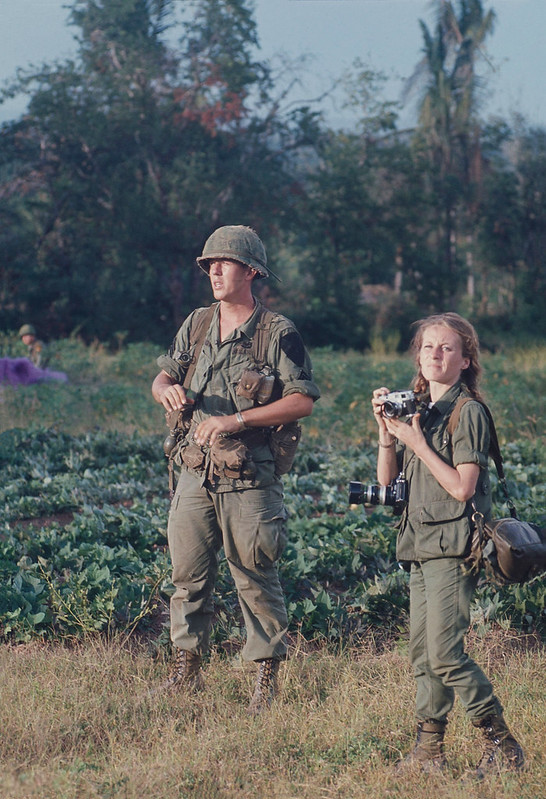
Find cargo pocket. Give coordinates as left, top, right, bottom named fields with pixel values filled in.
left=412, top=498, right=470, bottom=558
left=254, top=511, right=288, bottom=568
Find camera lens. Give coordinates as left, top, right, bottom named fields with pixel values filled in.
left=348, top=481, right=365, bottom=505
left=364, top=485, right=380, bottom=505
left=381, top=485, right=395, bottom=505
left=381, top=401, right=399, bottom=418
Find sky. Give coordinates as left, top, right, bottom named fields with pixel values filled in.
left=0, top=0, right=544, bottom=129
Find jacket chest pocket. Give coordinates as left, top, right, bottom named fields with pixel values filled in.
left=427, top=426, right=452, bottom=465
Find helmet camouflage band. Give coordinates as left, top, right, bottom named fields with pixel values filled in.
left=19, top=324, right=36, bottom=337
left=196, top=225, right=281, bottom=282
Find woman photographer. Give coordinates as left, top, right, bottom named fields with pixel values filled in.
left=372, top=312, right=524, bottom=776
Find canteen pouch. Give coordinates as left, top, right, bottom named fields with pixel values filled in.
left=269, top=421, right=301, bottom=476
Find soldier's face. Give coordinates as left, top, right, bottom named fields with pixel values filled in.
left=208, top=259, right=254, bottom=301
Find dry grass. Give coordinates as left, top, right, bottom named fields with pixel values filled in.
left=1, top=630, right=544, bottom=799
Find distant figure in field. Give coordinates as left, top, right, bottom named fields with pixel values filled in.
left=0, top=324, right=66, bottom=386
left=19, top=324, right=48, bottom=368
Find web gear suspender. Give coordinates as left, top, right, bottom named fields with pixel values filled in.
left=164, top=302, right=276, bottom=497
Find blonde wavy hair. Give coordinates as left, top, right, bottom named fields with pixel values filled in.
left=410, top=312, right=483, bottom=400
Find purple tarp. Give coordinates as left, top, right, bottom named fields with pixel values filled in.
left=0, top=358, right=68, bottom=386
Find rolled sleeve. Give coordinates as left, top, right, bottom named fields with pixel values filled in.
left=452, top=401, right=490, bottom=469
left=156, top=353, right=185, bottom=382
left=155, top=310, right=201, bottom=384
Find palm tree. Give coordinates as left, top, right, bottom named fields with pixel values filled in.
left=407, top=0, right=496, bottom=305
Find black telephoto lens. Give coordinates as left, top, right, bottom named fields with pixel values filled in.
left=348, top=481, right=364, bottom=505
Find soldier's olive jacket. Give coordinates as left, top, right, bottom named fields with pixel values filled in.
left=395, top=381, right=492, bottom=563
left=28, top=339, right=46, bottom=368
left=157, top=300, right=320, bottom=491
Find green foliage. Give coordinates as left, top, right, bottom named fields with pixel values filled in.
left=0, top=336, right=161, bottom=435
left=282, top=118, right=429, bottom=350
left=0, top=344, right=544, bottom=644
left=1, top=1, right=545, bottom=346
left=1, top=427, right=544, bottom=644
left=0, top=0, right=311, bottom=343
left=0, top=427, right=172, bottom=641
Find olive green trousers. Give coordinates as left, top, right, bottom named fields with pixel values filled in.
left=167, top=469, right=289, bottom=662
left=409, top=558, right=502, bottom=724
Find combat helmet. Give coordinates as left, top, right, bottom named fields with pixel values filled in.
left=196, top=225, right=280, bottom=281
left=19, top=324, right=36, bottom=337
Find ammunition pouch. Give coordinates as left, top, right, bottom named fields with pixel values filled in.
left=236, top=368, right=275, bottom=405
left=180, top=441, right=206, bottom=471
left=163, top=404, right=300, bottom=491
left=164, top=406, right=193, bottom=443
left=210, top=436, right=256, bottom=481
left=269, top=421, right=301, bottom=476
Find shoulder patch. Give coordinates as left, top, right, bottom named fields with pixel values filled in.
left=280, top=330, right=306, bottom=367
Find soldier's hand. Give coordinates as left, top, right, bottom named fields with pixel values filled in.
left=159, top=383, right=194, bottom=413
left=193, top=415, right=241, bottom=448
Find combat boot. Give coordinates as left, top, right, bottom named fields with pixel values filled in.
left=159, top=649, right=204, bottom=694
left=395, top=719, right=447, bottom=773
left=473, top=714, right=524, bottom=779
left=247, top=658, right=280, bottom=716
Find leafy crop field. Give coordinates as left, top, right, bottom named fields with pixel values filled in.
left=0, top=337, right=545, bottom=798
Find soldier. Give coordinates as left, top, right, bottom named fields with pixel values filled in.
left=18, top=324, right=47, bottom=368
left=151, top=225, right=320, bottom=712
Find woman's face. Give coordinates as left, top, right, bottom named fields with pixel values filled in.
left=419, top=324, right=470, bottom=389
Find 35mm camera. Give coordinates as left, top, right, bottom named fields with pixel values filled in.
left=379, top=390, right=417, bottom=419
left=348, top=472, right=408, bottom=515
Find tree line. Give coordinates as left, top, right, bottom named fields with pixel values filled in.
left=0, top=0, right=544, bottom=349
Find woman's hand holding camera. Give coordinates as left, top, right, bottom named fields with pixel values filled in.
left=384, top=413, right=425, bottom=456
left=372, top=386, right=425, bottom=456
left=372, top=386, right=399, bottom=485
left=372, top=387, right=395, bottom=446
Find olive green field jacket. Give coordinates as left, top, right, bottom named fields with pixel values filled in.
left=395, top=381, right=492, bottom=563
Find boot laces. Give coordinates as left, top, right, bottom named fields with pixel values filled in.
left=477, top=717, right=524, bottom=771
left=167, top=649, right=202, bottom=687
left=257, top=658, right=277, bottom=690
left=247, top=658, right=279, bottom=715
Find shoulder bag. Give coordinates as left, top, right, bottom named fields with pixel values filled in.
left=449, top=397, right=546, bottom=585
